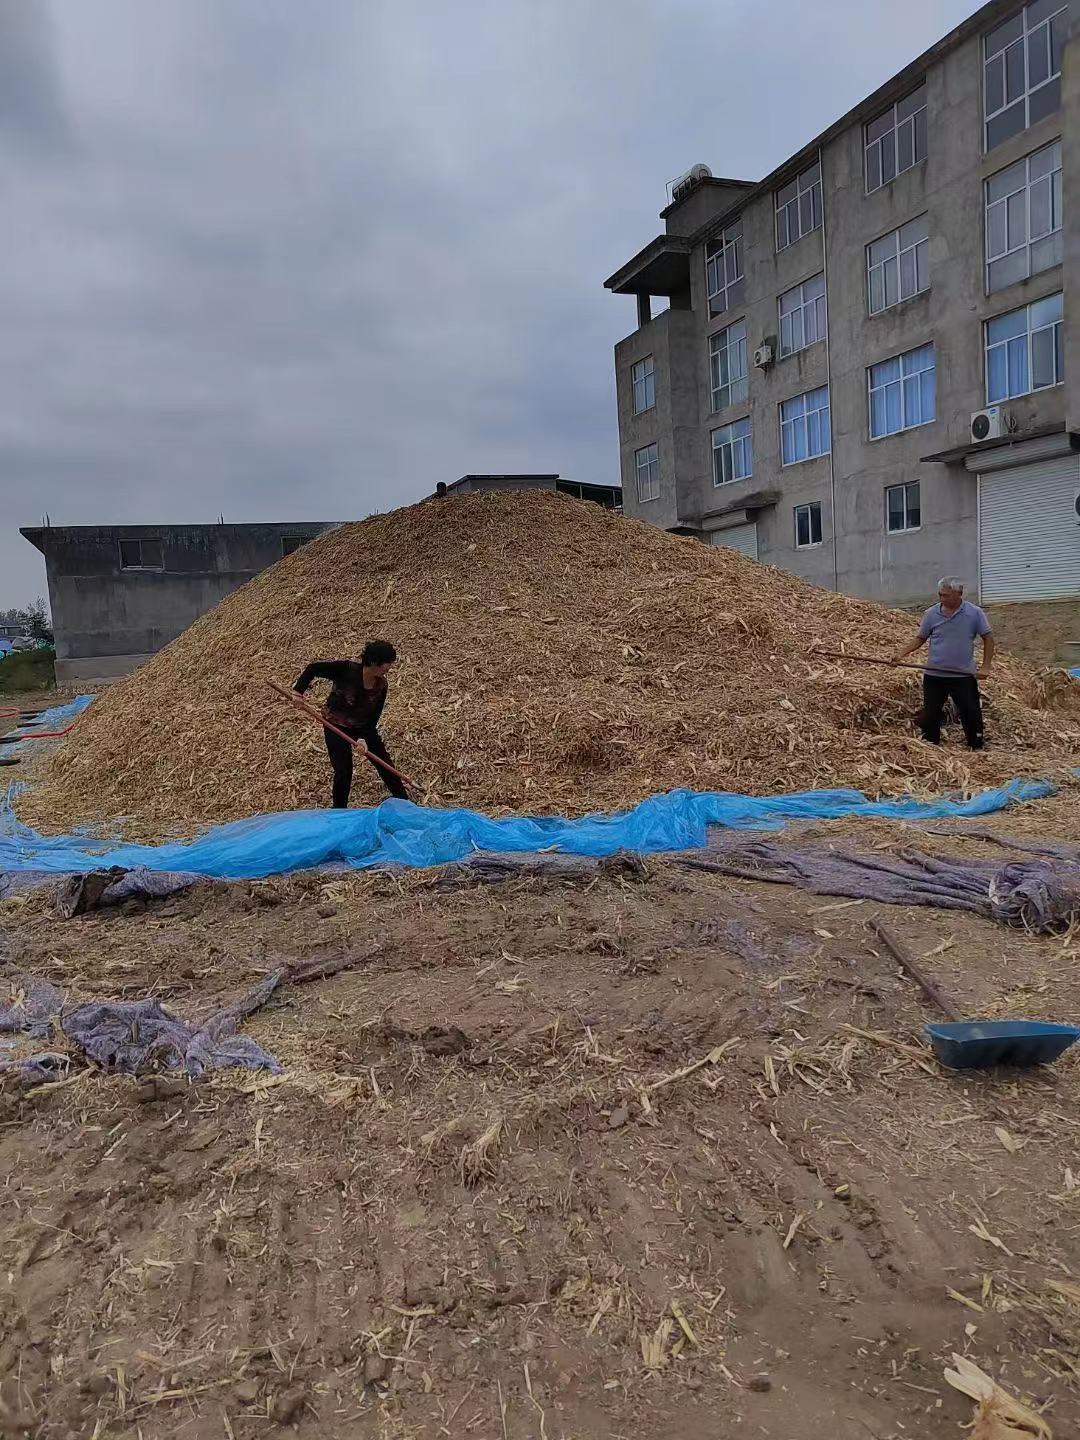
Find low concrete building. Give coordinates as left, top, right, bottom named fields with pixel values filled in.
left=433, top=473, right=622, bottom=507
left=22, top=522, right=333, bottom=683
left=605, top=0, right=1079, bottom=624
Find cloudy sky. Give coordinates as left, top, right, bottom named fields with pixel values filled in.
left=1, top=0, right=976, bottom=605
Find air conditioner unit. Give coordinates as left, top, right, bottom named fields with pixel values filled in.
left=970, top=406, right=1004, bottom=442
left=753, top=342, right=774, bottom=369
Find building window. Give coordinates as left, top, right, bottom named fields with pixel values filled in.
left=985, top=139, right=1063, bottom=292
left=780, top=385, right=831, bottom=465
left=868, top=343, right=936, bottom=439
left=794, top=502, right=823, bottom=549
left=709, top=321, right=748, bottom=412
left=631, top=355, right=655, bottom=415
left=867, top=215, right=929, bottom=315
left=706, top=219, right=744, bottom=318
left=865, top=84, right=928, bottom=192
left=778, top=273, right=826, bottom=358
left=281, top=535, right=305, bottom=557
left=711, top=418, right=752, bottom=486
left=885, top=481, right=921, bottom=533
left=984, top=1, right=1067, bottom=150
left=119, top=537, right=164, bottom=570
left=985, top=291, right=1063, bottom=402
left=634, top=442, right=660, bottom=502
left=775, top=161, right=822, bottom=251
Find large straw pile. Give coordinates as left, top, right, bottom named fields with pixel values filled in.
left=22, top=491, right=1080, bottom=838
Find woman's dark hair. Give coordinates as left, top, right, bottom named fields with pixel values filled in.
left=362, top=639, right=397, bottom=666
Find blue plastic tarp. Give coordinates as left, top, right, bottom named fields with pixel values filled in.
left=0, top=778, right=1055, bottom=880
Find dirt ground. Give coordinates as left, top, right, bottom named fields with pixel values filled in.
left=2, top=793, right=1079, bottom=1439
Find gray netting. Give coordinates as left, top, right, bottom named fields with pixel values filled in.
left=0, top=974, right=282, bottom=1088
left=0, top=975, right=64, bottom=1038
left=678, top=844, right=1080, bottom=935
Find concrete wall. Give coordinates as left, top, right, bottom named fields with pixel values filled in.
left=24, top=523, right=333, bottom=683
left=613, top=0, right=1078, bottom=610
left=662, top=180, right=755, bottom=238
left=615, top=309, right=702, bottom=532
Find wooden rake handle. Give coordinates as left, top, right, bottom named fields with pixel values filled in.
left=266, top=679, right=416, bottom=792
left=812, top=649, right=986, bottom=679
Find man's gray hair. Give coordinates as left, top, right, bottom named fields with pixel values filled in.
left=937, top=576, right=965, bottom=592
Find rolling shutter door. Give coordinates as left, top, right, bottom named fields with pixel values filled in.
left=709, top=522, right=758, bottom=560
left=978, top=455, right=1080, bottom=601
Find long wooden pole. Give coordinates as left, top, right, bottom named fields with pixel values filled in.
left=812, top=649, right=985, bottom=678
left=266, top=679, right=416, bottom=791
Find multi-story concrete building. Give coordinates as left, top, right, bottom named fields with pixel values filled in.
left=606, top=0, right=1078, bottom=613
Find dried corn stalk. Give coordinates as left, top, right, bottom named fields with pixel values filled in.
left=19, top=490, right=1080, bottom=840
left=944, top=1354, right=1052, bottom=1440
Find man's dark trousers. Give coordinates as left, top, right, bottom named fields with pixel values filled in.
left=921, top=674, right=984, bottom=749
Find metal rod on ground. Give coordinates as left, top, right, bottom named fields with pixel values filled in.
left=869, top=919, right=961, bottom=1021
left=812, top=648, right=985, bottom=678
left=266, top=679, right=417, bottom=792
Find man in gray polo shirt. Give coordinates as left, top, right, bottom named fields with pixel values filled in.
left=891, top=577, right=995, bottom=750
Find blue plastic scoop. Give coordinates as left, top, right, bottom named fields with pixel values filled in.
left=870, top=921, right=1079, bottom=1071
left=925, top=1019, right=1080, bottom=1070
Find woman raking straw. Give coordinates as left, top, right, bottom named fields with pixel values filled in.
left=291, top=640, right=408, bottom=806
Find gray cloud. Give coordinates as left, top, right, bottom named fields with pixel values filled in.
left=0, top=1, right=70, bottom=153
left=2, top=0, right=975, bottom=604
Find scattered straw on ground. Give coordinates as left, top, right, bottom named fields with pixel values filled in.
left=21, top=490, right=1080, bottom=839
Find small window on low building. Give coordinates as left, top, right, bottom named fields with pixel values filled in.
left=119, top=537, right=164, bottom=570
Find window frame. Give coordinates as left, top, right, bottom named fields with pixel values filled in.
left=793, top=502, right=824, bottom=550
left=119, top=537, right=164, bottom=571
left=984, top=139, right=1063, bottom=292
left=867, top=342, right=937, bottom=440
left=864, top=83, right=928, bottom=193
left=778, top=272, right=827, bottom=358
left=709, top=320, right=748, bottom=412
left=631, top=355, right=656, bottom=415
left=984, top=291, right=1064, bottom=403
left=711, top=417, right=753, bottom=487
left=780, top=385, right=831, bottom=467
left=775, top=160, right=823, bottom=252
left=983, top=1, right=1067, bottom=150
left=866, top=214, right=930, bottom=316
left=884, top=481, right=922, bottom=534
left=705, top=219, right=744, bottom=319
left=634, top=442, right=660, bottom=503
